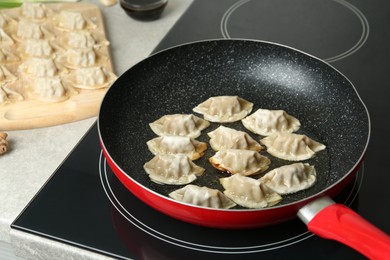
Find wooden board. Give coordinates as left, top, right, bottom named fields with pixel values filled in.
left=0, top=3, right=116, bottom=130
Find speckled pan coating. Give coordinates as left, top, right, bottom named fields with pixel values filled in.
left=98, top=40, right=369, bottom=212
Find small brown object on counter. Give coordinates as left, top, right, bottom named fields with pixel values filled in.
left=0, top=132, right=9, bottom=155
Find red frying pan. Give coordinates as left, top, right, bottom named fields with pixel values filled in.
left=98, top=39, right=390, bottom=259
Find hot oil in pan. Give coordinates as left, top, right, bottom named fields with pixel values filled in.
left=146, top=110, right=331, bottom=209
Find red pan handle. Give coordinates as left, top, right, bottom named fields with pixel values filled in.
left=298, top=196, right=390, bottom=259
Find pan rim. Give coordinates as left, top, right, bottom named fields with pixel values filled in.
left=97, top=38, right=371, bottom=212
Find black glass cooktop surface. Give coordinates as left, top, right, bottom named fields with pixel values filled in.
left=12, top=0, right=390, bottom=259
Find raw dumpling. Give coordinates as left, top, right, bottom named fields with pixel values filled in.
left=54, top=11, right=86, bottom=31
left=0, top=87, right=6, bottom=103
left=0, top=13, right=8, bottom=28
left=209, top=149, right=270, bottom=176
left=20, top=3, right=47, bottom=21
left=169, top=184, right=236, bottom=209
left=68, top=66, right=116, bottom=89
left=0, top=65, right=16, bottom=83
left=149, top=114, right=210, bottom=138
left=30, top=77, right=67, bottom=102
left=23, top=39, right=53, bottom=58
left=0, top=85, right=23, bottom=104
left=193, top=96, right=253, bottom=123
left=260, top=132, right=326, bottom=161
left=18, top=58, right=58, bottom=78
left=56, top=48, right=96, bottom=68
left=207, top=126, right=262, bottom=151
left=16, top=20, right=43, bottom=40
left=0, top=13, right=14, bottom=28
left=0, top=49, right=18, bottom=63
left=62, top=31, right=95, bottom=49
left=219, top=174, right=282, bottom=208
left=0, top=29, right=14, bottom=46
left=260, top=163, right=316, bottom=194
left=242, top=109, right=300, bottom=136
left=144, top=154, right=205, bottom=185
left=146, top=136, right=207, bottom=160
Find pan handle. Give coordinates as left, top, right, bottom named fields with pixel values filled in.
left=298, top=196, right=390, bottom=259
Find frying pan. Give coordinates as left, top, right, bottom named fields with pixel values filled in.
left=98, top=39, right=390, bottom=258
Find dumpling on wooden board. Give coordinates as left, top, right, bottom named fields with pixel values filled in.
left=0, top=28, right=14, bottom=46
left=0, top=87, right=7, bottom=103
left=149, top=114, right=210, bottom=138
left=146, top=136, right=207, bottom=160
left=0, top=13, right=9, bottom=28
left=20, top=3, right=49, bottom=21
left=0, top=12, right=17, bottom=29
left=219, top=174, right=282, bottom=208
left=56, top=48, right=98, bottom=69
left=0, top=65, right=16, bottom=83
left=209, top=149, right=270, bottom=176
left=21, top=39, right=53, bottom=58
left=66, top=66, right=117, bottom=90
left=242, top=109, right=300, bottom=136
left=0, top=14, right=6, bottom=28
left=15, top=20, right=45, bottom=40
left=0, top=86, right=24, bottom=104
left=144, top=154, right=205, bottom=185
left=29, top=76, right=68, bottom=102
left=60, top=30, right=96, bottom=49
left=260, top=132, right=326, bottom=161
left=193, top=95, right=253, bottom=123
left=169, top=184, right=236, bottom=209
left=54, top=11, right=86, bottom=31
left=207, top=125, right=262, bottom=151
left=259, top=163, right=316, bottom=195
left=0, top=48, right=19, bottom=63
left=18, top=57, right=58, bottom=78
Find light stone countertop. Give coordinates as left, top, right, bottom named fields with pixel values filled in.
left=0, top=0, right=192, bottom=258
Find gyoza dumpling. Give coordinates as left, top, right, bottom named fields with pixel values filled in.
left=0, top=65, right=16, bottom=83
left=67, top=67, right=116, bottom=89
left=207, top=126, right=262, bottom=151
left=219, top=174, right=282, bottom=208
left=20, top=3, right=47, bottom=21
left=62, top=31, right=96, bottom=49
left=54, top=11, right=86, bottom=31
left=143, top=154, right=205, bottom=185
left=0, top=13, right=15, bottom=28
left=16, top=20, right=43, bottom=40
left=242, top=109, right=301, bottom=136
left=30, top=77, right=67, bottom=102
left=0, top=49, right=18, bottom=63
left=23, top=39, right=53, bottom=58
left=0, top=87, right=6, bottom=103
left=260, top=132, right=326, bottom=161
left=209, top=149, right=270, bottom=176
left=260, top=163, right=316, bottom=194
left=193, top=96, right=253, bottom=123
left=0, top=85, right=23, bottom=104
left=0, top=13, right=8, bottom=28
left=18, top=58, right=58, bottom=78
left=56, top=48, right=97, bottom=69
left=0, top=29, right=14, bottom=46
left=169, top=184, right=236, bottom=209
left=146, top=136, right=207, bottom=160
left=149, top=114, right=210, bottom=138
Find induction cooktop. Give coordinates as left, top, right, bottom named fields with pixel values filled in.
left=12, top=0, right=390, bottom=259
